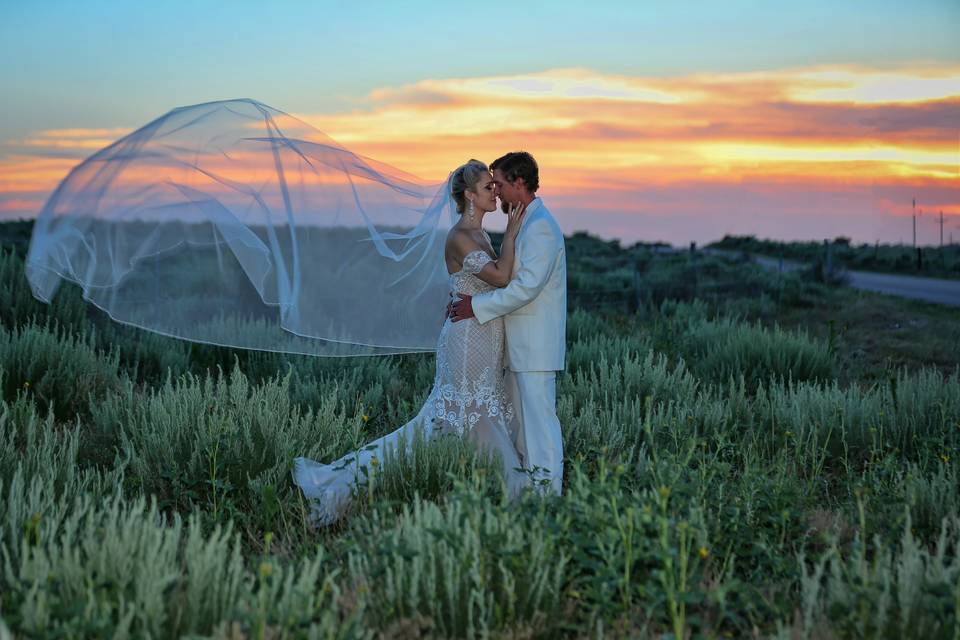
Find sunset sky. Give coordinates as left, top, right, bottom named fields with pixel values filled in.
left=1, top=1, right=958, bottom=245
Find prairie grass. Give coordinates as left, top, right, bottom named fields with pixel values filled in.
left=1, top=228, right=958, bottom=638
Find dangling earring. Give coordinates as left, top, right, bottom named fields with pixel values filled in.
left=466, top=200, right=475, bottom=220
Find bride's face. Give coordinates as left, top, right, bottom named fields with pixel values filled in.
left=469, top=173, right=498, bottom=213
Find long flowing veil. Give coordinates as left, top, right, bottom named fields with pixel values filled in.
left=25, top=99, right=456, bottom=356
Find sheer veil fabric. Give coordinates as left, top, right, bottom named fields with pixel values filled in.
left=294, top=248, right=530, bottom=525
left=27, top=99, right=532, bottom=523
left=26, top=99, right=455, bottom=356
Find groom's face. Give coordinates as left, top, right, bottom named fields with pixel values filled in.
left=492, top=168, right=519, bottom=214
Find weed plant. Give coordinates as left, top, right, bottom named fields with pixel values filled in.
left=1, top=227, right=958, bottom=638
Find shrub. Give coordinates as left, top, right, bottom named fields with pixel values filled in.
left=0, top=320, right=121, bottom=421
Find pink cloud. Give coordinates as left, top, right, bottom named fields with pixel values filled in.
left=2, top=65, right=957, bottom=245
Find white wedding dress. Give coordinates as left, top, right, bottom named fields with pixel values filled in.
left=293, top=248, right=529, bottom=525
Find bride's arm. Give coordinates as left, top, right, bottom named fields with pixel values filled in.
left=486, top=226, right=518, bottom=287
left=477, top=202, right=526, bottom=287
left=449, top=202, right=526, bottom=288
left=449, top=232, right=511, bottom=287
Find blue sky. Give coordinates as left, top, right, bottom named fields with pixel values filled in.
left=2, top=0, right=958, bottom=139
left=1, top=1, right=957, bottom=243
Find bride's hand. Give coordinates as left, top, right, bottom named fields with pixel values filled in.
left=504, top=201, right=527, bottom=238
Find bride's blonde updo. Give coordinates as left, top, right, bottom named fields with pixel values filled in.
left=450, top=159, right=489, bottom=214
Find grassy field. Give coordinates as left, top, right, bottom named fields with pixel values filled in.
left=709, top=234, right=960, bottom=281
left=1, top=221, right=958, bottom=638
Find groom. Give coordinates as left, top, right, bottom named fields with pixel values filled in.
left=450, top=151, right=567, bottom=496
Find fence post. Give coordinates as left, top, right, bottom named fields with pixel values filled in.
left=631, top=263, right=640, bottom=315
left=153, top=253, right=160, bottom=323
left=823, top=239, right=833, bottom=280
left=776, top=245, right=784, bottom=307
left=632, top=258, right=647, bottom=316
left=688, top=242, right=699, bottom=300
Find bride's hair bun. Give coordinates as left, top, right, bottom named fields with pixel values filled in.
left=450, top=159, right=489, bottom=214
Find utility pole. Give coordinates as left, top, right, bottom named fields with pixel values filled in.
left=940, top=210, right=944, bottom=249
left=916, top=207, right=923, bottom=269
left=912, top=197, right=916, bottom=248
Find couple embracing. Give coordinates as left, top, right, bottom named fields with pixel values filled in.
left=294, top=151, right=567, bottom=525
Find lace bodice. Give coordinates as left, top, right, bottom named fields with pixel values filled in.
left=425, top=248, right=513, bottom=436
left=293, top=248, right=522, bottom=526
left=451, top=250, right=497, bottom=296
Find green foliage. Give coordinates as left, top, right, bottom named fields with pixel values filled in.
left=0, top=246, right=88, bottom=332
left=655, top=300, right=837, bottom=388
left=91, top=364, right=356, bottom=522
left=3, top=495, right=359, bottom=638
left=712, top=233, right=960, bottom=280
left=0, top=320, right=122, bottom=421
left=1, top=226, right=958, bottom=637
left=794, top=515, right=960, bottom=639
left=345, top=484, right=567, bottom=637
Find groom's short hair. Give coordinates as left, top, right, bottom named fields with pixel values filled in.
left=491, top=151, right=539, bottom=194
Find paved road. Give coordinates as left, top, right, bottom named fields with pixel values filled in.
left=840, top=270, right=960, bottom=307
left=705, top=249, right=960, bottom=308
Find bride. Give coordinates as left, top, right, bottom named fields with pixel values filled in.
left=293, top=159, right=530, bottom=525
left=18, top=99, right=530, bottom=526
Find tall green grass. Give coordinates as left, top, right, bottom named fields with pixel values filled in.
left=1, top=236, right=958, bottom=637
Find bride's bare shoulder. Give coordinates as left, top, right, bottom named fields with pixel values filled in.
left=445, top=227, right=482, bottom=258
left=445, top=226, right=465, bottom=245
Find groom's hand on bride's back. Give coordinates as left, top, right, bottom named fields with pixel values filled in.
left=449, top=295, right=474, bottom=322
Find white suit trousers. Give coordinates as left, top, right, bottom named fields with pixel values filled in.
left=505, top=370, right=564, bottom=496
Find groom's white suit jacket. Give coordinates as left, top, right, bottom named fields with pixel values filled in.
left=473, top=197, right=566, bottom=372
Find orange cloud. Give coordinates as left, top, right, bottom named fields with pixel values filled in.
left=12, top=127, right=134, bottom=152
left=0, top=198, right=43, bottom=213
left=290, top=66, right=958, bottom=183
left=0, top=156, right=79, bottom=192
left=2, top=65, right=958, bottom=243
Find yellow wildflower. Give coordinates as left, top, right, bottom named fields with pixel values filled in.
left=258, top=562, right=273, bottom=579
left=361, top=414, right=370, bottom=423
left=698, top=547, right=709, bottom=559
left=371, top=456, right=380, bottom=468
